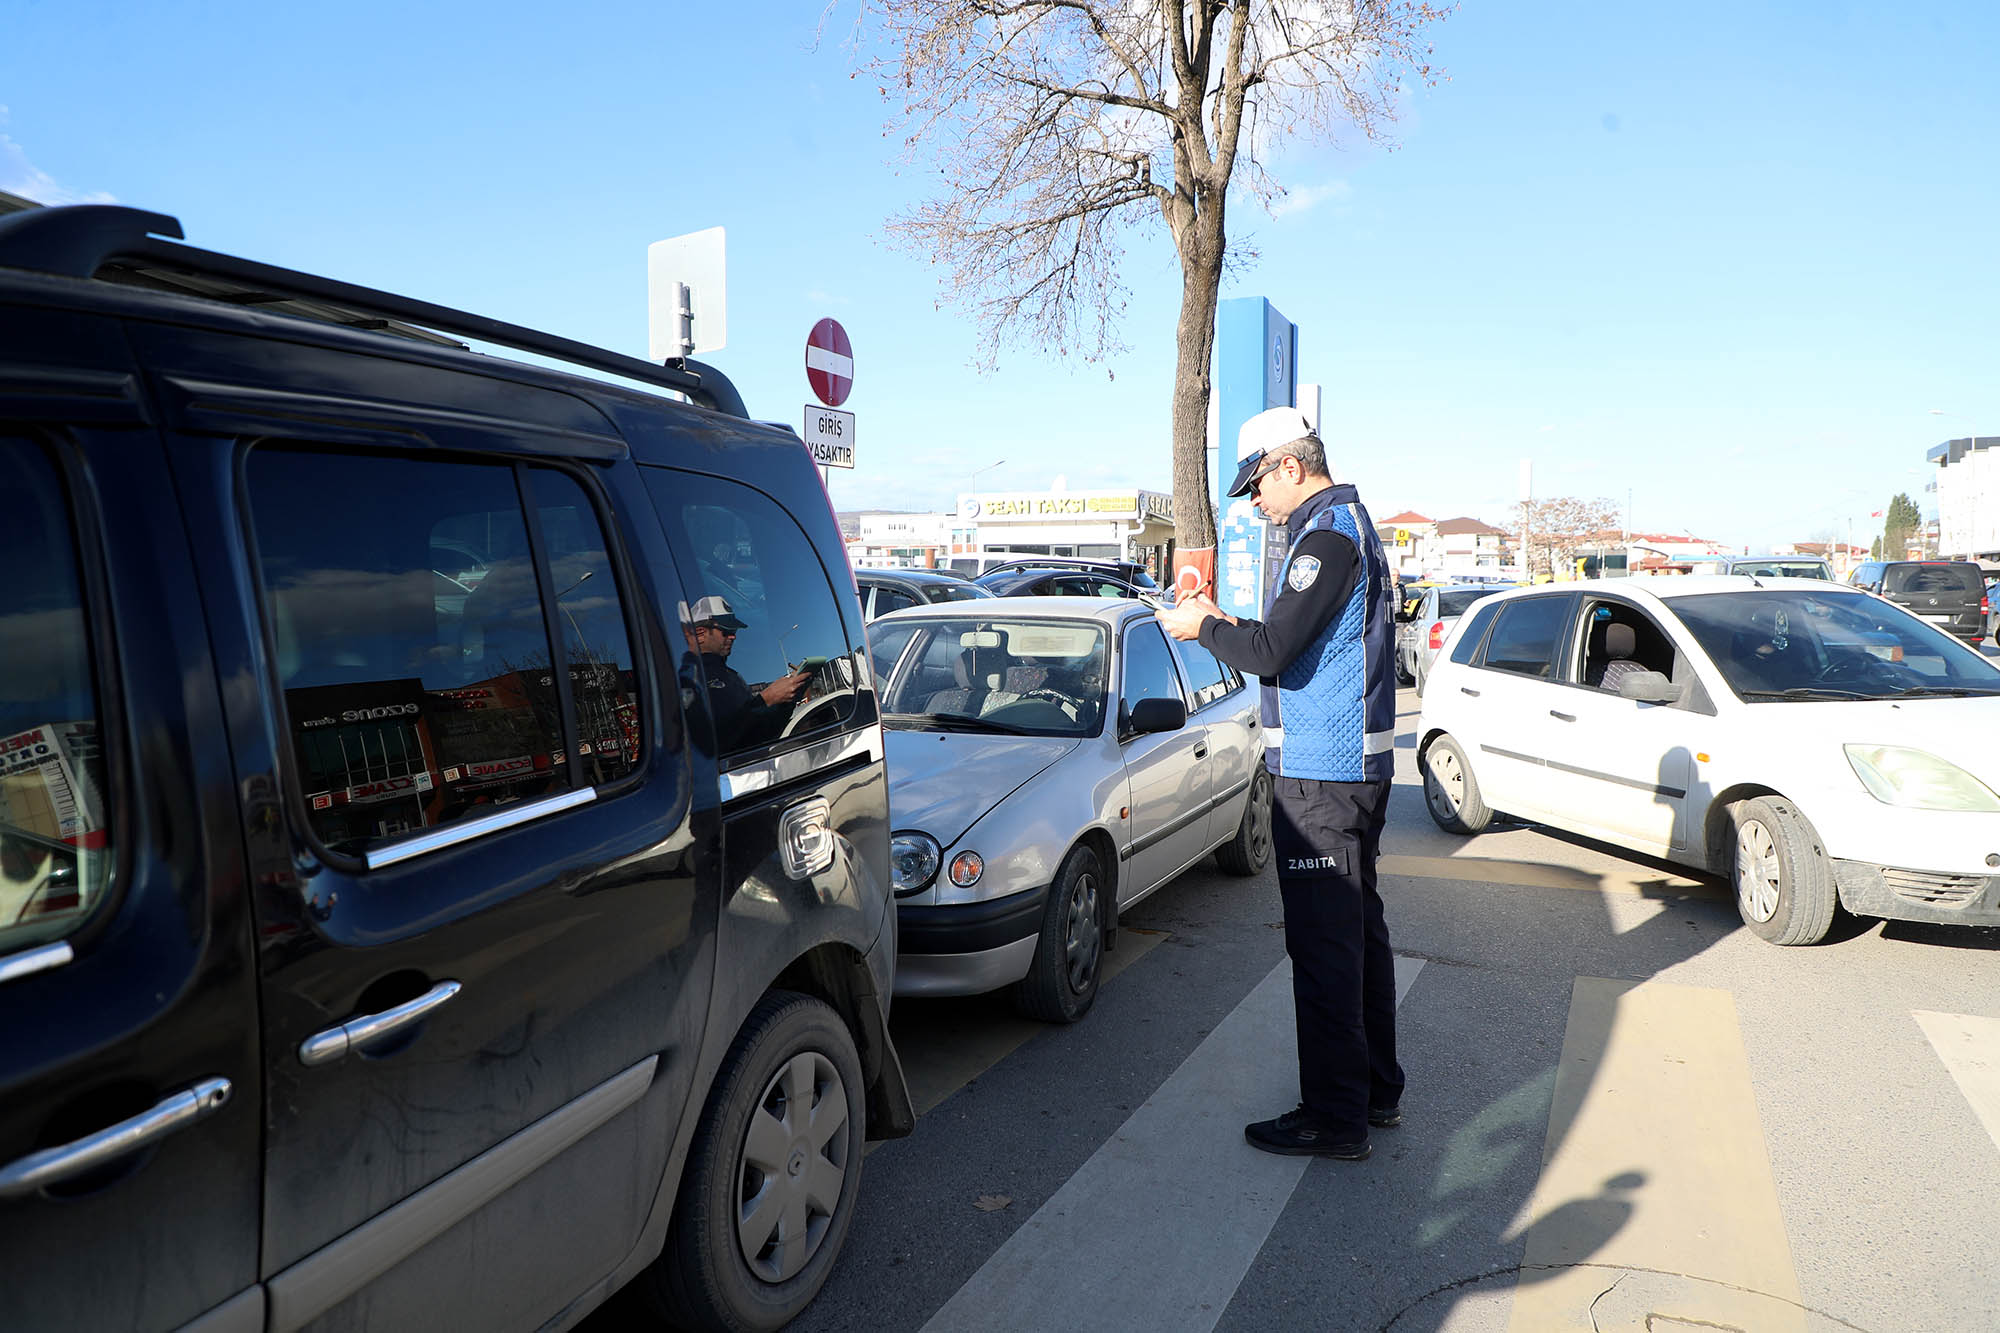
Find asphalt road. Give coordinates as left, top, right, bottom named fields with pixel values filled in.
left=598, top=687, right=2000, bottom=1332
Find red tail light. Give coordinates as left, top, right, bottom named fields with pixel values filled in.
left=1427, top=621, right=1445, bottom=650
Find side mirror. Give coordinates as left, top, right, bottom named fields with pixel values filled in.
left=1616, top=670, right=1682, bottom=704
left=1126, top=696, right=1188, bottom=735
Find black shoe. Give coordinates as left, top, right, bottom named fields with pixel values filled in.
left=1368, top=1105, right=1402, bottom=1129
left=1244, top=1106, right=1371, bottom=1159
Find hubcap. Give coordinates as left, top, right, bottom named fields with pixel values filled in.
left=1247, top=773, right=1272, bottom=862
left=735, top=1050, right=848, bottom=1283
left=1426, top=746, right=1464, bottom=817
left=1736, top=819, right=1782, bottom=923
left=1065, top=871, right=1101, bottom=993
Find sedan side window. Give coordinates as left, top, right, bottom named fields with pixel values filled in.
left=1120, top=622, right=1184, bottom=729
left=0, top=440, right=112, bottom=953
left=1479, top=596, right=1571, bottom=679
left=1171, top=636, right=1232, bottom=709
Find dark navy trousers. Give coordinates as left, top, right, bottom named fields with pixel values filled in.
left=1270, top=774, right=1403, bottom=1140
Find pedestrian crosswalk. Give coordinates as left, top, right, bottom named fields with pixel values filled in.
left=850, top=950, right=2000, bottom=1333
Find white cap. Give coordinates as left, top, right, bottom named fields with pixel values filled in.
left=1238, top=406, right=1316, bottom=457
left=679, top=594, right=746, bottom=628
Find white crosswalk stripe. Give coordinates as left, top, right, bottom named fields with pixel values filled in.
left=920, top=955, right=1424, bottom=1333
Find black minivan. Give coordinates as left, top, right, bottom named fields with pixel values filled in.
left=0, top=204, right=910, bottom=1332
left=1846, top=559, right=1989, bottom=644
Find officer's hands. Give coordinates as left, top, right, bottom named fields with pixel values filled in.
left=1158, top=596, right=1218, bottom=641
left=759, top=670, right=811, bottom=706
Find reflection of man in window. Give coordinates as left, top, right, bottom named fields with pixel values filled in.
left=679, top=596, right=810, bottom=751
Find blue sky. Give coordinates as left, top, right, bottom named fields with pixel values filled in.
left=5, top=1, right=1993, bottom=549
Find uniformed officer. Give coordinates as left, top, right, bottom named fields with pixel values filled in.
left=678, top=595, right=811, bottom=752
left=1158, top=406, right=1403, bottom=1160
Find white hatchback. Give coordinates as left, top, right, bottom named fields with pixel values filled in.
left=1416, top=576, right=2000, bottom=944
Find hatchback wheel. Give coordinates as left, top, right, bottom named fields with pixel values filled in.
left=1014, top=843, right=1105, bottom=1023
left=1729, top=797, right=1837, bottom=946
left=649, top=991, right=865, bottom=1331
left=1420, top=733, right=1493, bottom=834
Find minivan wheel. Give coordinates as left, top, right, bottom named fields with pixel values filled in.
left=1730, top=797, right=1837, bottom=946
left=649, top=991, right=865, bottom=1332
left=1013, top=843, right=1105, bottom=1024
left=1421, top=733, right=1493, bottom=834
left=1216, top=765, right=1273, bottom=876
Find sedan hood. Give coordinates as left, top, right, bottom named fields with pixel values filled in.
left=885, top=728, right=1079, bottom=846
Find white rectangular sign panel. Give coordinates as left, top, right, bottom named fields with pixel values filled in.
left=804, top=406, right=855, bottom=469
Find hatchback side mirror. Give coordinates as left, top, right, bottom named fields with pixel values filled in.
left=1616, top=670, right=1682, bottom=704
left=1126, top=696, right=1188, bottom=735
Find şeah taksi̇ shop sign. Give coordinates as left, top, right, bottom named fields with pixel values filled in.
left=959, top=490, right=1176, bottom=555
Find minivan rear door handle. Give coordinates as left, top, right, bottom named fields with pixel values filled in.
left=1460, top=687, right=1481, bottom=698
left=0, top=1078, right=232, bottom=1199
left=1550, top=710, right=1576, bottom=722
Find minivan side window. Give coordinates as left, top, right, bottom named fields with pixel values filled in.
left=0, top=440, right=112, bottom=952
left=1479, top=596, right=1571, bottom=679
left=648, top=471, right=861, bottom=758
left=248, top=449, right=645, bottom=855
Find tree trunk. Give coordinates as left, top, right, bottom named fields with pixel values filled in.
left=1170, top=250, right=1224, bottom=556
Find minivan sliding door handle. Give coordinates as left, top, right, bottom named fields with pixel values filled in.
left=1549, top=710, right=1576, bottom=723
left=0, top=1078, right=232, bottom=1199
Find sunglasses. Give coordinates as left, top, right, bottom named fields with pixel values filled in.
left=1247, top=454, right=1289, bottom=498
left=699, top=623, right=739, bottom=636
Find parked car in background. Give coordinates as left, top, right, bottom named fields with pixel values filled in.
left=1417, top=576, right=2000, bottom=946
left=1847, top=560, right=1989, bottom=644
left=868, top=599, right=1270, bottom=1022
left=1400, top=583, right=1512, bottom=693
left=976, top=558, right=1165, bottom=606
left=0, top=203, right=911, bottom=1332
left=856, top=567, right=995, bottom=621
left=1718, top=554, right=1834, bottom=580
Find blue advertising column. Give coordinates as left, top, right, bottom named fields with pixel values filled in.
left=1213, top=298, right=1298, bottom=620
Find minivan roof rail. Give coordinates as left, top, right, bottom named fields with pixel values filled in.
left=0, top=203, right=749, bottom=418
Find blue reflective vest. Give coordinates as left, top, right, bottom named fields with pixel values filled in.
left=1261, top=485, right=1399, bottom=782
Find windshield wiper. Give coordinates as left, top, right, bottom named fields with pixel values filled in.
left=1738, top=686, right=1877, bottom=701
left=1889, top=685, right=1998, bottom=698
left=886, top=711, right=1036, bottom=735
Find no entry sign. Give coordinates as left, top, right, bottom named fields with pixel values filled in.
left=805, top=318, right=853, bottom=407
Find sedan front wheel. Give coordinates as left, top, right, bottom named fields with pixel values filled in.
left=1014, top=843, right=1106, bottom=1024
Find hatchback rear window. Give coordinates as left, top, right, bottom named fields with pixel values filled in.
left=1885, top=565, right=1981, bottom=595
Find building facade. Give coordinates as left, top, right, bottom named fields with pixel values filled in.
left=1928, top=435, right=1998, bottom=562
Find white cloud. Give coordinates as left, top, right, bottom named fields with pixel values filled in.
left=1269, top=179, right=1351, bottom=219
left=0, top=115, right=115, bottom=205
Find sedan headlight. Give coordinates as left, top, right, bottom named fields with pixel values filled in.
left=890, top=832, right=941, bottom=894
left=1843, top=745, right=2000, bottom=812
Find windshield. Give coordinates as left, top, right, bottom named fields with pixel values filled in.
left=1438, top=587, right=1505, bottom=617
left=927, top=582, right=995, bottom=603
left=875, top=617, right=1108, bottom=735
left=1729, top=561, right=1831, bottom=581
left=1671, top=591, right=2000, bottom=701
left=1884, top=564, right=1982, bottom=596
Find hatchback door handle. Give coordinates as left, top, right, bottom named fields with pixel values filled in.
left=299, top=980, right=461, bottom=1067
left=0, top=1078, right=232, bottom=1199
left=1550, top=710, right=1576, bottom=723
left=1193, top=745, right=1209, bottom=760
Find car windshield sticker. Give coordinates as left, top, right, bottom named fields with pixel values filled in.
left=1288, top=555, right=1321, bottom=592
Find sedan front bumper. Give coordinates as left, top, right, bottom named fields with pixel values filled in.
left=1832, top=860, right=2000, bottom=927
left=894, top=885, right=1046, bottom=997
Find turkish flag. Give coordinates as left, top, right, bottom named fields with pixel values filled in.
left=1870, top=510, right=1883, bottom=517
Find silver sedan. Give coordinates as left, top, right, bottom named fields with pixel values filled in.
left=870, top=598, right=1272, bottom=1023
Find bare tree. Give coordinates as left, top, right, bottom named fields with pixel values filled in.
left=1514, top=496, right=1620, bottom=580
left=859, top=0, right=1449, bottom=560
